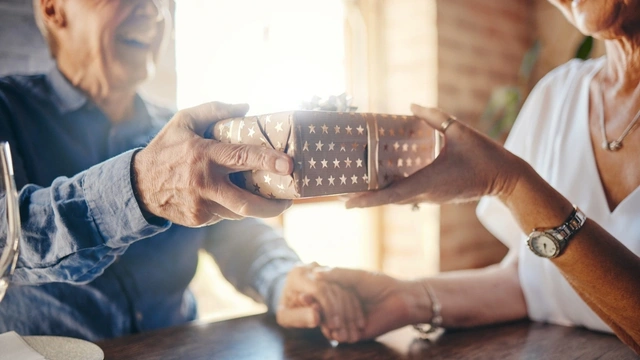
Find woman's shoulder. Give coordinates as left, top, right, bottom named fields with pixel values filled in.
left=533, top=57, right=605, bottom=94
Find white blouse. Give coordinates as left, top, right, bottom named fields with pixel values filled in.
left=476, top=57, right=640, bottom=333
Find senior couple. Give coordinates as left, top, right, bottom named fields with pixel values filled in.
left=0, top=0, right=638, bottom=354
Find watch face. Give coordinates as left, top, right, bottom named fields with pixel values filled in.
left=529, top=232, right=560, bottom=258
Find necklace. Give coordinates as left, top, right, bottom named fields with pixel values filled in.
left=598, top=89, right=640, bottom=151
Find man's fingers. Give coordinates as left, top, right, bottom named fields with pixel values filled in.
left=203, top=181, right=292, bottom=218
left=276, top=306, right=320, bottom=329
left=181, top=101, right=250, bottom=135
left=208, top=142, right=293, bottom=176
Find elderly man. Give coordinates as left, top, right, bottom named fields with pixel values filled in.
left=0, top=0, right=363, bottom=343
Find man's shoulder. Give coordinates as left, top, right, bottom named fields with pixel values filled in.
left=0, top=73, right=49, bottom=99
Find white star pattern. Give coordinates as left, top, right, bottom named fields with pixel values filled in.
left=275, top=122, right=284, bottom=132
left=316, top=176, right=323, bottom=186
left=345, top=125, right=353, bottom=135
left=321, top=124, right=329, bottom=134
left=407, top=158, right=413, bottom=167
left=393, top=142, right=400, bottom=151
left=303, top=176, right=310, bottom=187
left=265, top=115, right=272, bottom=123
left=402, top=143, right=408, bottom=152
left=333, top=159, right=340, bottom=168
left=334, top=125, right=341, bottom=134
left=308, top=158, right=317, bottom=168
left=345, top=157, right=352, bottom=168
left=356, top=125, right=364, bottom=135
left=363, top=174, right=369, bottom=183
left=411, top=143, right=418, bottom=152
left=340, top=175, right=347, bottom=184
left=328, top=176, right=335, bottom=185
left=321, top=159, right=328, bottom=168
left=309, top=124, right=316, bottom=133
left=264, top=174, right=272, bottom=184
left=277, top=184, right=285, bottom=193
left=303, top=141, right=309, bottom=151
left=379, top=127, right=385, bottom=136
left=340, top=144, right=346, bottom=152
left=328, top=142, right=335, bottom=151
left=248, top=127, right=255, bottom=138
left=315, top=141, right=324, bottom=151
left=239, top=121, right=245, bottom=130
left=398, top=159, right=404, bottom=167
left=356, top=158, right=363, bottom=168
left=351, top=175, right=358, bottom=184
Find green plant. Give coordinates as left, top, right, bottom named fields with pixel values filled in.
left=480, top=40, right=541, bottom=140
left=480, top=35, right=595, bottom=140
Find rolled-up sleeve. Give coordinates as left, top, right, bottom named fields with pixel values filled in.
left=4, top=150, right=170, bottom=285
left=204, top=218, right=300, bottom=312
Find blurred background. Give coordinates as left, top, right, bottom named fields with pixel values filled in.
left=0, top=0, right=603, bottom=321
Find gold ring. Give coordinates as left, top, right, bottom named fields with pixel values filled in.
left=440, top=116, right=456, bottom=133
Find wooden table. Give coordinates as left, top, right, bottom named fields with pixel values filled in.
left=97, top=314, right=638, bottom=360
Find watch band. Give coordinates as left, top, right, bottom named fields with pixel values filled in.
left=545, top=206, right=587, bottom=242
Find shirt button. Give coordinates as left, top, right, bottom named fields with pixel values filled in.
left=136, top=312, right=143, bottom=322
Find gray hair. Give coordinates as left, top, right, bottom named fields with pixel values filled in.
left=33, top=0, right=56, bottom=56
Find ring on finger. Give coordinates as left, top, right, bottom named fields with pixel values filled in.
left=440, top=116, right=457, bottom=133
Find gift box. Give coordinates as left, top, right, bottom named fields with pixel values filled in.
left=208, top=111, right=437, bottom=199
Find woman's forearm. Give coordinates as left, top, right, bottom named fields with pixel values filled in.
left=502, top=164, right=640, bottom=353
left=424, top=260, right=527, bottom=329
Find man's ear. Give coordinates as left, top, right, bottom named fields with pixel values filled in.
left=40, top=0, right=67, bottom=30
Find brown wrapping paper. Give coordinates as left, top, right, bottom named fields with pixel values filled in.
left=208, top=111, right=437, bottom=199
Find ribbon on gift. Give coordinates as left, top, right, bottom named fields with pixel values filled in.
left=207, top=111, right=435, bottom=199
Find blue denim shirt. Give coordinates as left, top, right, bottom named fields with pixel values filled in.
left=0, top=68, right=299, bottom=341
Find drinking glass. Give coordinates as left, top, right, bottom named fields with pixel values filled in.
left=0, top=142, right=20, bottom=302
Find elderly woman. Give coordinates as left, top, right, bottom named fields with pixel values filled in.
left=0, top=0, right=362, bottom=341
left=313, top=0, right=640, bottom=354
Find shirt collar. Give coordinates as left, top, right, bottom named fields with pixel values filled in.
left=46, top=66, right=89, bottom=114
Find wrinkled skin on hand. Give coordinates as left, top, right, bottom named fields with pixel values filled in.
left=133, top=101, right=294, bottom=227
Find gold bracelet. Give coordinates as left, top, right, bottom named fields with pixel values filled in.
left=412, top=282, right=443, bottom=340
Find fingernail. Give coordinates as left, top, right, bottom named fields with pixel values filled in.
left=275, top=158, right=290, bottom=174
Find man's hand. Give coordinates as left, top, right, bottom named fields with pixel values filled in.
left=316, top=267, right=431, bottom=341
left=276, top=263, right=365, bottom=343
left=133, top=101, right=294, bottom=227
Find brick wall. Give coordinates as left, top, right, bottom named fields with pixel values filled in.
left=0, top=0, right=53, bottom=76
left=436, top=0, right=535, bottom=270
left=355, top=0, right=537, bottom=272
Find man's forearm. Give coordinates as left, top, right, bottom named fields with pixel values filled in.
left=7, top=150, right=170, bottom=285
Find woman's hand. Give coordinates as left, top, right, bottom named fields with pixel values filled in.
left=345, top=104, right=529, bottom=208
left=315, top=267, right=431, bottom=341
left=276, top=263, right=366, bottom=344
left=133, top=101, right=294, bottom=227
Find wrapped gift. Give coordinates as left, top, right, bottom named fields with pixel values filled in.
left=208, top=111, right=437, bottom=199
